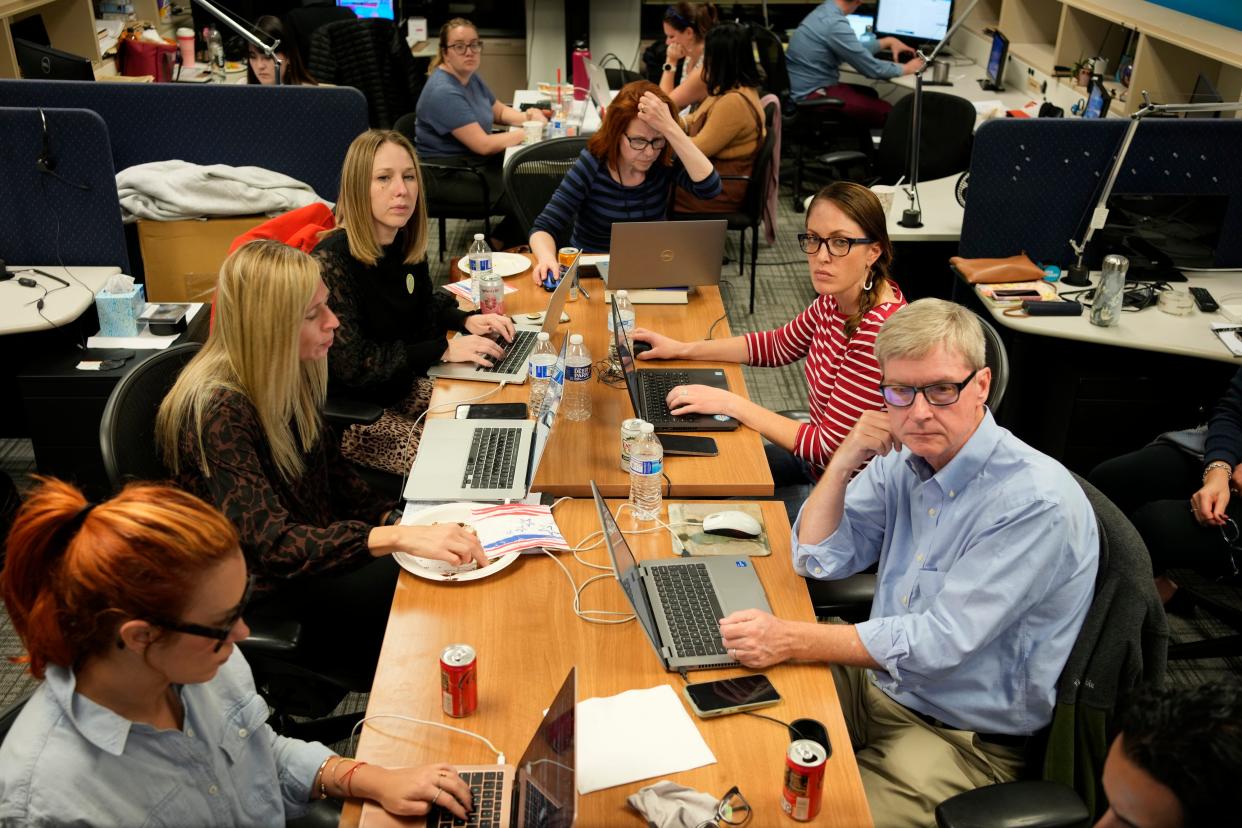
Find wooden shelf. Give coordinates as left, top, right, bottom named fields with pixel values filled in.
left=0, top=0, right=99, bottom=78
left=1010, top=40, right=1057, bottom=75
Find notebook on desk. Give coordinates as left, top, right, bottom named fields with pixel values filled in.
left=428, top=253, right=578, bottom=384
left=363, top=668, right=577, bottom=828
left=592, top=481, right=771, bottom=672
left=404, top=337, right=567, bottom=502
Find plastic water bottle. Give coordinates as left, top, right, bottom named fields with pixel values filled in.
left=564, top=333, right=592, bottom=421
left=629, top=422, right=663, bottom=520
left=209, top=27, right=226, bottom=83
left=607, top=290, right=636, bottom=363
left=467, top=233, right=492, bottom=306
left=528, top=332, right=557, bottom=417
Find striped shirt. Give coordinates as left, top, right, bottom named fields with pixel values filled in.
left=530, top=149, right=722, bottom=252
left=745, top=286, right=906, bottom=473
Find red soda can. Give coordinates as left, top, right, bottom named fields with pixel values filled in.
left=440, top=644, right=477, bottom=717
left=782, top=739, right=827, bottom=821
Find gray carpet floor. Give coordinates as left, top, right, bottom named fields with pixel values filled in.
left=1, top=197, right=1238, bottom=737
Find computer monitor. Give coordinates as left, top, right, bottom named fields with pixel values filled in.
left=335, top=0, right=393, bottom=20
left=875, top=0, right=955, bottom=44
left=1186, top=72, right=1223, bottom=118
left=14, top=38, right=94, bottom=81
left=846, top=13, right=874, bottom=38
left=979, top=30, right=1008, bottom=91
left=1083, top=77, right=1111, bottom=119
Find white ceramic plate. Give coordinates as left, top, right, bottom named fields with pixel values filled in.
left=456, top=251, right=531, bottom=279
left=392, top=502, right=520, bottom=583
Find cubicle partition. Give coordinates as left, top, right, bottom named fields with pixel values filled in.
left=0, top=106, right=128, bottom=270
left=0, top=81, right=370, bottom=199
left=960, top=118, right=1242, bottom=268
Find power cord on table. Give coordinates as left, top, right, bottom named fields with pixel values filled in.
left=348, top=714, right=506, bottom=765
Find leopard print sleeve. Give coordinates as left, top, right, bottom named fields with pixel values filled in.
left=195, top=393, right=375, bottom=587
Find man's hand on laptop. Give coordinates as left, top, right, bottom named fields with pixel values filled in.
left=443, top=334, right=507, bottom=367
left=719, top=609, right=800, bottom=668
left=631, top=328, right=687, bottom=360
left=465, top=313, right=515, bottom=343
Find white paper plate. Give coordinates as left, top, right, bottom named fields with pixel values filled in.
left=392, top=502, right=520, bottom=583
left=456, top=251, right=531, bottom=279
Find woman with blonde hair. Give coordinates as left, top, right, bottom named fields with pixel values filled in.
left=312, top=129, right=513, bottom=474
left=158, top=239, right=487, bottom=684
left=632, top=182, right=906, bottom=518
left=0, top=478, right=474, bottom=824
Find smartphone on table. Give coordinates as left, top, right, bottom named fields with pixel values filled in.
left=683, top=674, right=781, bottom=718
left=455, top=403, right=529, bottom=420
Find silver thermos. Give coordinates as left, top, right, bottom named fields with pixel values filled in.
left=1089, top=254, right=1129, bottom=327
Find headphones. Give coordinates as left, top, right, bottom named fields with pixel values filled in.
left=35, top=109, right=89, bottom=190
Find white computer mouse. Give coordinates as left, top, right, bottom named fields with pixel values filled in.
left=702, top=510, right=762, bottom=539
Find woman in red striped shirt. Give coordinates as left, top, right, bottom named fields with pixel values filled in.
left=631, top=181, right=905, bottom=514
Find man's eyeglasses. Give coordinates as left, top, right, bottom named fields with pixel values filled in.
left=695, top=785, right=751, bottom=828
left=797, top=234, right=874, bottom=257
left=150, top=576, right=254, bottom=652
left=624, top=134, right=667, bottom=152
left=881, top=369, right=979, bottom=408
left=447, top=41, right=484, bottom=54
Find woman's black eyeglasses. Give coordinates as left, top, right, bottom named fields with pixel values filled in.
left=624, top=134, right=668, bottom=152
left=797, top=234, right=874, bottom=257
left=695, top=785, right=751, bottom=828
left=447, top=40, right=484, bottom=54
left=150, top=576, right=254, bottom=652
left=881, top=369, right=979, bottom=408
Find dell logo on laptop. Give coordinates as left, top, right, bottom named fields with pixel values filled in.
left=659, top=249, right=674, bottom=262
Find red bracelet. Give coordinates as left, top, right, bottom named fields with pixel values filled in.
left=342, top=761, right=368, bottom=799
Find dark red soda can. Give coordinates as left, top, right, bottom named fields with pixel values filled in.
left=782, top=738, right=827, bottom=821
left=440, top=644, right=477, bottom=717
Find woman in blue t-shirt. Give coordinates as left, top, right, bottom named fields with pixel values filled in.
left=410, top=18, right=545, bottom=246
left=527, top=80, right=722, bottom=286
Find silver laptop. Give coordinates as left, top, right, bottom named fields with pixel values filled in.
left=404, top=338, right=567, bottom=503
left=612, top=302, right=737, bottom=432
left=597, top=220, right=726, bottom=290
left=422, top=668, right=576, bottom=828
left=591, top=481, right=771, bottom=672
left=584, top=57, right=613, bottom=113
left=428, top=252, right=579, bottom=384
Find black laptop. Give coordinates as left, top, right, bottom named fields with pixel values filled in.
left=612, top=302, right=738, bottom=432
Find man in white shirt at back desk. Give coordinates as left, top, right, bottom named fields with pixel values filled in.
left=720, top=299, right=1099, bottom=827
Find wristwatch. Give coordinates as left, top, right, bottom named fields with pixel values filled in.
left=1203, top=460, right=1232, bottom=483
left=662, top=62, right=674, bottom=73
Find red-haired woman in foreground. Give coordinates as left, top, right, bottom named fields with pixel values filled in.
left=0, top=479, right=471, bottom=825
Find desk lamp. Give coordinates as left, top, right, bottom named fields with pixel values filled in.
left=1062, top=91, right=1242, bottom=286
left=898, top=0, right=982, bottom=229
left=190, top=0, right=283, bottom=85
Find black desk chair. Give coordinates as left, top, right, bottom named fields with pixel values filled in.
left=672, top=101, right=778, bottom=314
left=801, top=311, right=1009, bottom=621
left=750, top=23, right=870, bottom=213
left=820, top=91, right=977, bottom=186
left=502, top=136, right=590, bottom=239
left=98, top=343, right=367, bottom=743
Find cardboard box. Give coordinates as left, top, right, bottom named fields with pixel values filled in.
left=137, top=216, right=267, bottom=302
left=95, top=284, right=146, bottom=336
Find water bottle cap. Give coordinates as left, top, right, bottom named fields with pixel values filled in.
left=617, top=290, right=628, bottom=297
left=639, top=422, right=655, bottom=433
left=473, top=233, right=485, bottom=240
left=570, top=333, right=584, bottom=344
left=537, top=331, right=550, bottom=341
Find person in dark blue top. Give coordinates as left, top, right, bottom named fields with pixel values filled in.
left=528, top=80, right=722, bottom=286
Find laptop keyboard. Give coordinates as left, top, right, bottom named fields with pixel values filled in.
left=462, top=427, right=522, bottom=490
left=477, top=329, right=537, bottom=375
left=650, top=564, right=728, bottom=658
left=640, top=370, right=692, bottom=424
left=429, top=769, right=505, bottom=828
left=522, top=780, right=557, bottom=826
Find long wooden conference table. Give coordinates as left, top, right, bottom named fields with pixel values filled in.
left=430, top=256, right=773, bottom=498
left=342, top=500, right=872, bottom=827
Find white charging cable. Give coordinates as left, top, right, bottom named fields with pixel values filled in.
left=348, top=714, right=506, bottom=766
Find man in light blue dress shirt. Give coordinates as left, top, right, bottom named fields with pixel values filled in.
left=721, top=299, right=1099, bottom=827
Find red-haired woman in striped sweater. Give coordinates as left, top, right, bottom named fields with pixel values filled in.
left=631, top=181, right=906, bottom=517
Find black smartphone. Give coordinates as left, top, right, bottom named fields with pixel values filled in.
left=658, top=434, right=718, bottom=456
left=456, top=403, right=528, bottom=420
left=993, top=289, right=1042, bottom=298
left=683, top=674, right=781, bottom=718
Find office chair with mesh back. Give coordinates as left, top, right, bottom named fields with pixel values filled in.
left=503, top=136, right=591, bottom=239
left=673, top=102, right=778, bottom=314
left=98, top=343, right=367, bottom=744
left=819, top=91, right=977, bottom=186
left=799, top=311, right=1009, bottom=621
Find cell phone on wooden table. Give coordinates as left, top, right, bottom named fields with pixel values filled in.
left=684, top=674, right=781, bottom=718
left=455, top=403, right=529, bottom=420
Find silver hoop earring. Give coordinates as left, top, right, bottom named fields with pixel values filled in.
left=862, top=268, right=874, bottom=292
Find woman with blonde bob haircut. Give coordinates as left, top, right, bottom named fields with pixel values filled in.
left=0, top=478, right=476, bottom=825
left=313, top=129, right=514, bottom=474
left=159, top=239, right=486, bottom=685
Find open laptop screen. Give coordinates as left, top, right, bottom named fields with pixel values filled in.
left=514, top=667, right=576, bottom=828
left=611, top=302, right=644, bottom=417
left=590, top=481, right=663, bottom=655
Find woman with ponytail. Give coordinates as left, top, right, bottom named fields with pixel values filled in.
left=631, top=182, right=905, bottom=515
left=0, top=480, right=473, bottom=825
